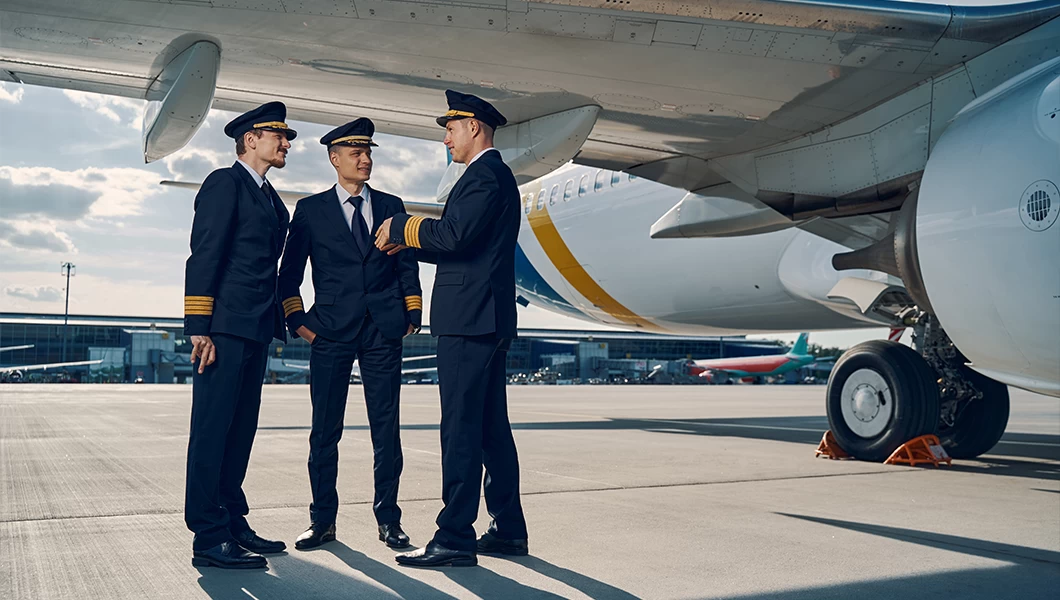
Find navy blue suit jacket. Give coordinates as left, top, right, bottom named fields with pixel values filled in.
left=278, top=184, right=422, bottom=343
left=183, top=163, right=289, bottom=345
left=389, top=150, right=519, bottom=338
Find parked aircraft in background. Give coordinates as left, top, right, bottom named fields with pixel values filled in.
left=687, top=333, right=832, bottom=382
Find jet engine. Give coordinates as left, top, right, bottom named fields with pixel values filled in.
left=825, top=59, right=1059, bottom=464
left=917, top=59, right=1060, bottom=397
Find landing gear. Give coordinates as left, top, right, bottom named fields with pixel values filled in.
left=914, top=315, right=1010, bottom=459
left=826, top=340, right=939, bottom=462
left=936, top=367, right=1010, bottom=458
left=824, top=314, right=1010, bottom=462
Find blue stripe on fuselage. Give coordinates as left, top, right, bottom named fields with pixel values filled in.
left=514, top=242, right=585, bottom=320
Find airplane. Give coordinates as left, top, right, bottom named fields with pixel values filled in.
left=0, top=360, right=105, bottom=382
left=2, top=0, right=1057, bottom=464
left=687, top=333, right=827, bottom=382
left=0, top=344, right=105, bottom=381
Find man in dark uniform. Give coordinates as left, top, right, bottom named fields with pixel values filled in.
left=375, top=90, right=528, bottom=568
left=184, top=102, right=295, bottom=569
left=278, top=118, right=422, bottom=551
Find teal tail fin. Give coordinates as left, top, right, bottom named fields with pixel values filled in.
left=791, top=333, right=810, bottom=356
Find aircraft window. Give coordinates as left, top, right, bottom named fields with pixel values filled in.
left=536, top=189, right=546, bottom=210
left=578, top=174, right=589, bottom=197
left=628, top=173, right=639, bottom=181
left=563, top=180, right=574, bottom=202
left=594, top=169, right=607, bottom=192
left=523, top=193, right=532, bottom=214
left=549, top=184, right=559, bottom=206
left=611, top=171, right=622, bottom=186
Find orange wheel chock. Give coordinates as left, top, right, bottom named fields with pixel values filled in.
left=884, top=434, right=952, bottom=467
left=814, top=430, right=853, bottom=460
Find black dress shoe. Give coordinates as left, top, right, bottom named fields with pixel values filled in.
left=295, top=522, right=336, bottom=550
left=378, top=522, right=411, bottom=549
left=233, top=530, right=287, bottom=555
left=395, top=541, right=476, bottom=568
left=192, top=540, right=267, bottom=569
left=477, top=531, right=529, bottom=556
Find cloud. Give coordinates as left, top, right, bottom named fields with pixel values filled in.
left=62, top=90, right=143, bottom=128
left=0, top=221, right=76, bottom=253
left=0, top=82, right=24, bottom=104
left=162, top=146, right=229, bottom=182
left=0, top=271, right=183, bottom=317
left=5, top=285, right=64, bottom=302
left=368, top=136, right=448, bottom=203
left=0, top=177, right=98, bottom=221
left=11, top=231, right=73, bottom=252
left=0, top=165, right=162, bottom=218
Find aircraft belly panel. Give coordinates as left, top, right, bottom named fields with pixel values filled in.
left=5, top=0, right=1057, bottom=172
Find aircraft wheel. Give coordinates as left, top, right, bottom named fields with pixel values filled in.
left=937, top=368, right=1010, bottom=459
left=826, top=340, right=939, bottom=462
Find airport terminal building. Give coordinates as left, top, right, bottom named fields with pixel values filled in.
left=0, top=312, right=786, bottom=384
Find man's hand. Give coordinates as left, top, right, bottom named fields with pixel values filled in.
left=374, top=217, right=393, bottom=249
left=405, top=324, right=416, bottom=338
left=374, top=217, right=409, bottom=255
left=190, top=335, right=216, bottom=374
left=297, top=326, right=317, bottom=344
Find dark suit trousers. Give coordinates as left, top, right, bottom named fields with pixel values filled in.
left=185, top=333, right=268, bottom=550
left=432, top=334, right=528, bottom=552
left=308, top=316, right=404, bottom=525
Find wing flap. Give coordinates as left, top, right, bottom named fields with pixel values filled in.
left=0, top=59, right=149, bottom=99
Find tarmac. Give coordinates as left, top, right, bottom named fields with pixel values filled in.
left=1, top=384, right=1057, bottom=599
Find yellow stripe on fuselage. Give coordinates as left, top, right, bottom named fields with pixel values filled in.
left=525, top=193, right=665, bottom=332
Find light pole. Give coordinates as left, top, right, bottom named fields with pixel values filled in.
left=60, top=262, right=75, bottom=362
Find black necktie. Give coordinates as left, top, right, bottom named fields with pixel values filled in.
left=261, top=181, right=284, bottom=223
left=348, top=195, right=370, bottom=253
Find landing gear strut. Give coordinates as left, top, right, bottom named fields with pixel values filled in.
left=912, top=314, right=1010, bottom=459
left=825, top=313, right=1009, bottom=462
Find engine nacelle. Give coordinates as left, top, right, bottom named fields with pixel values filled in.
left=917, top=58, right=1060, bottom=396
left=142, top=40, right=220, bottom=163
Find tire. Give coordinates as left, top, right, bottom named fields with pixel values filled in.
left=826, top=340, right=940, bottom=462
left=937, top=368, right=1010, bottom=459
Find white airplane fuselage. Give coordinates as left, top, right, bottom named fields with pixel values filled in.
left=512, top=165, right=884, bottom=335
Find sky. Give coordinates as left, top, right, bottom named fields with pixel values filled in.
left=0, top=82, right=890, bottom=349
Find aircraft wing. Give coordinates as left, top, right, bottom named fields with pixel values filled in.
left=0, top=359, right=103, bottom=373
left=0, top=345, right=34, bottom=353
left=3, top=0, right=1057, bottom=188
left=699, top=366, right=737, bottom=376
left=281, top=356, right=437, bottom=373
left=400, top=367, right=439, bottom=375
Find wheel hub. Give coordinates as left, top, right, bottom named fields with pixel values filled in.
left=840, top=368, right=894, bottom=439
left=852, top=385, right=882, bottom=422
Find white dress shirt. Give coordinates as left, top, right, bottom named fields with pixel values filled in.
left=335, top=182, right=373, bottom=233
left=236, top=159, right=266, bottom=188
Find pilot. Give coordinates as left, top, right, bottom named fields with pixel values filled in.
left=375, top=90, right=529, bottom=568
left=278, top=118, right=422, bottom=552
left=183, top=102, right=294, bottom=569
